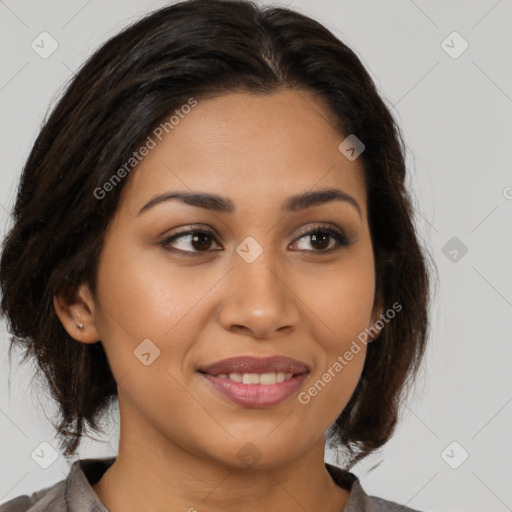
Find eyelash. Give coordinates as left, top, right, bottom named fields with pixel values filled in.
left=159, top=223, right=351, bottom=257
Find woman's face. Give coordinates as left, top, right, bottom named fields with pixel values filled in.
left=74, top=90, right=382, bottom=469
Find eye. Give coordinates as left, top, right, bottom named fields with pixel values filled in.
left=159, top=223, right=351, bottom=256
left=159, top=227, right=222, bottom=256
left=290, top=223, right=350, bottom=254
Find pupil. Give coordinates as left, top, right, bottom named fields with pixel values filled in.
left=311, top=231, right=329, bottom=250
left=192, top=233, right=211, bottom=251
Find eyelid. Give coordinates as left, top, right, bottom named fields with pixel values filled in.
left=158, top=225, right=222, bottom=256
left=290, top=222, right=350, bottom=253
left=293, top=222, right=346, bottom=241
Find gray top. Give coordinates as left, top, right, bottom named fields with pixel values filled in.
left=0, top=457, right=422, bottom=511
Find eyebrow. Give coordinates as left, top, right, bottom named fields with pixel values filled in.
left=138, top=188, right=362, bottom=218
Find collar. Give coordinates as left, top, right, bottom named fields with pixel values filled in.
left=64, top=457, right=114, bottom=511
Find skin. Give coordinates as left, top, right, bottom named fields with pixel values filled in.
left=54, top=89, right=383, bottom=512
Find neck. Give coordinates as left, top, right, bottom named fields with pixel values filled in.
left=92, top=417, right=350, bottom=512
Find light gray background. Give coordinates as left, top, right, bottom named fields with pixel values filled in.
left=1, top=1, right=511, bottom=511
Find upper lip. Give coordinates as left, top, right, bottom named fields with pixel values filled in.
left=198, top=356, right=310, bottom=376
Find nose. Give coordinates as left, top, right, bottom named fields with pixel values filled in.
left=217, top=249, right=301, bottom=339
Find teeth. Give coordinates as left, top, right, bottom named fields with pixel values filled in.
left=260, top=372, right=277, bottom=385
left=216, top=372, right=295, bottom=384
left=242, top=373, right=259, bottom=384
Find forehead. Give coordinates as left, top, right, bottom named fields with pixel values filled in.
left=120, top=89, right=367, bottom=220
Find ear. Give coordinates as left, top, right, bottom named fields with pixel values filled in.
left=368, top=294, right=385, bottom=342
left=53, top=282, right=100, bottom=343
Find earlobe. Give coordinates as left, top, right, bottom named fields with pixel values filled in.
left=53, top=283, right=100, bottom=344
left=368, top=297, right=385, bottom=343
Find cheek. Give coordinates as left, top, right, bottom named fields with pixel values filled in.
left=297, top=251, right=374, bottom=413
left=94, top=237, right=212, bottom=335
left=92, top=234, right=229, bottom=387
left=302, top=249, right=376, bottom=343
left=295, top=337, right=367, bottom=437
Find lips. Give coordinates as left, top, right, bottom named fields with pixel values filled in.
left=201, top=372, right=308, bottom=408
left=198, top=355, right=310, bottom=376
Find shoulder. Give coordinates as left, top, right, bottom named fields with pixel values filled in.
left=325, top=463, right=424, bottom=512
left=0, top=479, right=67, bottom=512
left=0, top=457, right=115, bottom=512
left=350, top=480, right=423, bottom=511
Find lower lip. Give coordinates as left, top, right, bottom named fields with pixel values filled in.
left=200, top=373, right=308, bottom=408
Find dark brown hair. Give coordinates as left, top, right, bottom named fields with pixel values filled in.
left=0, top=0, right=435, bottom=468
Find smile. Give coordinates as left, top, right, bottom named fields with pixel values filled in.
left=200, top=372, right=308, bottom=408
left=216, top=371, right=294, bottom=384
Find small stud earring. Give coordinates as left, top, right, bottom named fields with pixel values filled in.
left=76, top=323, right=84, bottom=332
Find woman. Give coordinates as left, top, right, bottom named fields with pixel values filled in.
left=0, top=0, right=434, bottom=510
